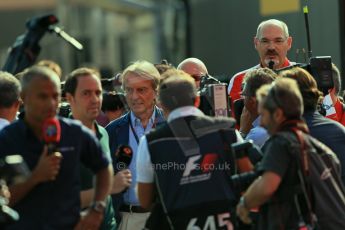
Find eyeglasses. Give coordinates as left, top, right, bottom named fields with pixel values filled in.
left=259, top=38, right=287, bottom=46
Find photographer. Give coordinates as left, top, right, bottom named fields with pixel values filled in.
left=236, top=78, right=343, bottom=229
left=136, top=69, right=251, bottom=229
left=280, top=67, right=345, bottom=185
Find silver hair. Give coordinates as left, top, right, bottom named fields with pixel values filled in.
left=256, top=19, right=289, bottom=39
left=121, top=60, right=160, bottom=91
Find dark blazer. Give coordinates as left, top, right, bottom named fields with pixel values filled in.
left=106, top=107, right=165, bottom=156
left=105, top=107, right=165, bottom=221
left=303, top=110, right=345, bottom=185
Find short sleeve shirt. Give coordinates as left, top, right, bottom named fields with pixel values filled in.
left=257, top=134, right=300, bottom=230
left=0, top=116, right=110, bottom=229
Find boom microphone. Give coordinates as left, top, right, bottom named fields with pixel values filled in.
left=114, top=145, right=133, bottom=171
left=49, top=26, right=83, bottom=50
left=2, top=14, right=59, bottom=74
left=42, top=118, right=61, bottom=154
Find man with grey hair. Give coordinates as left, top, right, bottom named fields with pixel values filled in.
left=0, top=65, right=113, bottom=229
left=236, top=78, right=344, bottom=229
left=177, top=57, right=208, bottom=89
left=228, top=19, right=295, bottom=117
left=0, top=71, right=21, bottom=130
left=106, top=60, right=165, bottom=230
left=136, top=69, right=249, bottom=229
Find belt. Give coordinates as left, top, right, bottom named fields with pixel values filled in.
left=119, top=205, right=149, bottom=213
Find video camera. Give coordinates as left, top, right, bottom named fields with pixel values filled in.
left=0, top=155, right=30, bottom=226
left=276, top=56, right=333, bottom=95
left=0, top=155, right=30, bottom=186
left=58, top=101, right=71, bottom=118
left=232, top=56, right=333, bottom=126
left=230, top=140, right=263, bottom=194
left=283, top=4, right=335, bottom=96
left=199, top=74, right=230, bottom=117
left=2, top=14, right=83, bottom=75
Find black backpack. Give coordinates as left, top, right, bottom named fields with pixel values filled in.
left=278, top=129, right=345, bottom=230
left=144, top=123, right=239, bottom=230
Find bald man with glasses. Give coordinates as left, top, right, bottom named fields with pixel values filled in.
left=228, top=19, right=296, bottom=118
left=177, top=57, right=208, bottom=90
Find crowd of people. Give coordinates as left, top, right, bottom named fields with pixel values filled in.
left=0, top=18, right=345, bottom=230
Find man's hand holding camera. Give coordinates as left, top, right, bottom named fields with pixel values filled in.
left=236, top=196, right=252, bottom=224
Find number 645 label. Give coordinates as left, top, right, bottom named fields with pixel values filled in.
left=186, top=212, right=233, bottom=230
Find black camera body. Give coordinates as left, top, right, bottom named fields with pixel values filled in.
left=0, top=155, right=30, bottom=186
left=230, top=140, right=263, bottom=193
left=2, top=15, right=58, bottom=74
left=0, top=155, right=30, bottom=226
left=231, top=140, right=263, bottom=165
left=277, top=56, right=333, bottom=95
left=199, top=75, right=230, bottom=117
left=58, top=102, right=71, bottom=118
left=309, top=56, right=333, bottom=94
left=231, top=171, right=259, bottom=195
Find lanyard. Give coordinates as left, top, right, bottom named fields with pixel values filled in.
left=129, top=112, right=158, bottom=144
left=129, top=117, right=140, bottom=144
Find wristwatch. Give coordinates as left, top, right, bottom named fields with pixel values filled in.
left=91, top=201, right=106, bottom=213
left=239, top=196, right=249, bottom=209
left=239, top=131, right=247, bottom=138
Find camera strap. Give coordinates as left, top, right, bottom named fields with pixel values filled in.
left=289, top=128, right=317, bottom=228
left=129, top=111, right=159, bottom=144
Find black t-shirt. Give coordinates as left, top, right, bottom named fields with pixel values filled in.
left=257, top=133, right=301, bottom=230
